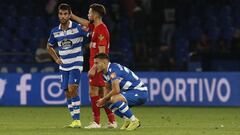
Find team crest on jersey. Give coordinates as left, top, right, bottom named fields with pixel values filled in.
left=110, top=72, right=117, bottom=79
left=98, top=34, right=104, bottom=41
left=61, top=38, right=73, bottom=49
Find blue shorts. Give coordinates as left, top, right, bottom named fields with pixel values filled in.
left=60, top=69, right=81, bottom=91
left=121, top=90, right=148, bottom=107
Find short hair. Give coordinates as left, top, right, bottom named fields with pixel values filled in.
left=58, top=3, right=71, bottom=13
left=90, top=3, right=106, bottom=17
left=94, top=53, right=110, bottom=60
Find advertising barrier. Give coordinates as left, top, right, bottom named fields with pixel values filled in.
left=0, top=72, right=240, bottom=106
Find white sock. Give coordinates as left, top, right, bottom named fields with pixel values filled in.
left=130, top=115, right=137, bottom=121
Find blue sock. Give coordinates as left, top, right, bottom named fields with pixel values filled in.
left=107, top=103, right=124, bottom=118
left=110, top=101, right=135, bottom=120
left=72, top=96, right=81, bottom=120
left=67, top=99, right=74, bottom=120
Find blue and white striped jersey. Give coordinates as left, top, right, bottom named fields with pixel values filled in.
left=48, top=21, right=89, bottom=71
left=103, top=63, right=148, bottom=91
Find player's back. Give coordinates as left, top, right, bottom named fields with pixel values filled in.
left=105, top=63, right=147, bottom=91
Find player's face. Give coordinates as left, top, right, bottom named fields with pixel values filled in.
left=58, top=10, right=71, bottom=24
left=88, top=8, right=97, bottom=23
left=94, top=58, right=105, bottom=73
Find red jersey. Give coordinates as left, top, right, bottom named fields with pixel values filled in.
left=89, top=23, right=110, bottom=67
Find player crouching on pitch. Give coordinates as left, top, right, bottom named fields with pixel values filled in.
left=90, top=53, right=148, bottom=130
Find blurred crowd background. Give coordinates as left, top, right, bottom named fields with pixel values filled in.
left=1, top=0, right=240, bottom=72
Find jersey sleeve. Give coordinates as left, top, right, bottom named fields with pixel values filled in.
left=109, top=65, right=123, bottom=82
left=96, top=29, right=108, bottom=46
left=47, top=30, right=56, bottom=47
left=77, top=24, right=90, bottom=38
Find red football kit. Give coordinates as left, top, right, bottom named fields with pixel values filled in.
left=88, top=23, right=110, bottom=87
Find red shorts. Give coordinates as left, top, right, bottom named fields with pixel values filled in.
left=89, top=72, right=105, bottom=87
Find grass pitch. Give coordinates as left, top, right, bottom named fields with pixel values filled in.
left=0, top=106, right=240, bottom=135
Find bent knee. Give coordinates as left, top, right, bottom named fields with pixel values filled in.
left=110, top=95, right=127, bottom=103
left=109, top=95, right=119, bottom=103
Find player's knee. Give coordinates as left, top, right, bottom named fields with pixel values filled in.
left=65, top=91, right=71, bottom=98
left=70, top=90, right=78, bottom=97
left=109, top=95, right=118, bottom=103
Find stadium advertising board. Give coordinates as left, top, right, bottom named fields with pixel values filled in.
left=0, top=72, right=239, bottom=106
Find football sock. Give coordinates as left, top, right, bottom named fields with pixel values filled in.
left=72, top=96, right=81, bottom=120
left=67, top=99, right=74, bottom=120
left=104, top=107, right=116, bottom=123
left=90, top=96, right=100, bottom=124
left=110, top=101, right=136, bottom=121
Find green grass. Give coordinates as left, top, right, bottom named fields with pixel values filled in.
left=0, top=107, right=240, bottom=135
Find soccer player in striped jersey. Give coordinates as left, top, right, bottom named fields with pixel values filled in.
left=47, top=3, right=89, bottom=128
left=94, top=53, right=148, bottom=131
left=71, top=4, right=116, bottom=128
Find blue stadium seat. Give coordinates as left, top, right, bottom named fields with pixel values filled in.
left=33, top=27, right=46, bottom=39
left=188, top=27, right=203, bottom=41
left=27, top=38, right=39, bottom=52
left=205, top=16, right=218, bottom=30
left=207, top=27, right=220, bottom=41
left=0, top=27, right=11, bottom=40
left=48, top=16, right=59, bottom=27
left=188, top=16, right=201, bottom=28
left=18, top=27, right=31, bottom=40
left=33, top=16, right=48, bottom=30
left=11, top=38, right=24, bottom=52
left=19, top=16, right=31, bottom=29
left=222, top=26, right=235, bottom=41
left=4, top=16, right=17, bottom=30
left=0, top=38, right=10, bottom=51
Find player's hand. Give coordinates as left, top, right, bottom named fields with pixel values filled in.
left=55, top=58, right=63, bottom=65
left=88, top=66, right=96, bottom=77
left=96, top=98, right=106, bottom=107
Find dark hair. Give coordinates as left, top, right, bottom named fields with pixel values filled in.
left=58, top=3, right=71, bottom=13
left=94, top=53, right=110, bottom=60
left=90, top=3, right=106, bottom=17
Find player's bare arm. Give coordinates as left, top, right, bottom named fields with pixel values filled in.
left=104, top=83, right=111, bottom=96
left=47, top=44, right=63, bottom=64
left=98, top=46, right=106, bottom=53
left=71, top=13, right=89, bottom=27
left=88, top=64, right=97, bottom=77
left=96, top=80, right=120, bottom=107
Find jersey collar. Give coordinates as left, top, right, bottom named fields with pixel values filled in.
left=58, top=20, right=73, bottom=30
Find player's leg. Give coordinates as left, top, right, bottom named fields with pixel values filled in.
left=107, top=90, right=148, bottom=130
left=108, top=94, right=137, bottom=121
left=99, top=86, right=117, bottom=128
left=67, top=69, right=82, bottom=128
left=60, top=70, right=74, bottom=120
left=84, top=85, right=101, bottom=128
left=120, top=90, right=148, bottom=130
left=85, top=72, right=106, bottom=128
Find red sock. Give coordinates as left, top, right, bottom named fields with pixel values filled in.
left=104, top=107, right=115, bottom=123
left=90, top=96, right=100, bottom=124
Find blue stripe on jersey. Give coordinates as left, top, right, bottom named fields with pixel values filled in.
left=60, top=51, right=83, bottom=59
left=61, top=61, right=84, bottom=68
left=48, top=21, right=88, bottom=71
left=103, top=63, right=148, bottom=91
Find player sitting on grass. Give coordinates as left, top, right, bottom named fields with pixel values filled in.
left=91, top=53, right=148, bottom=130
